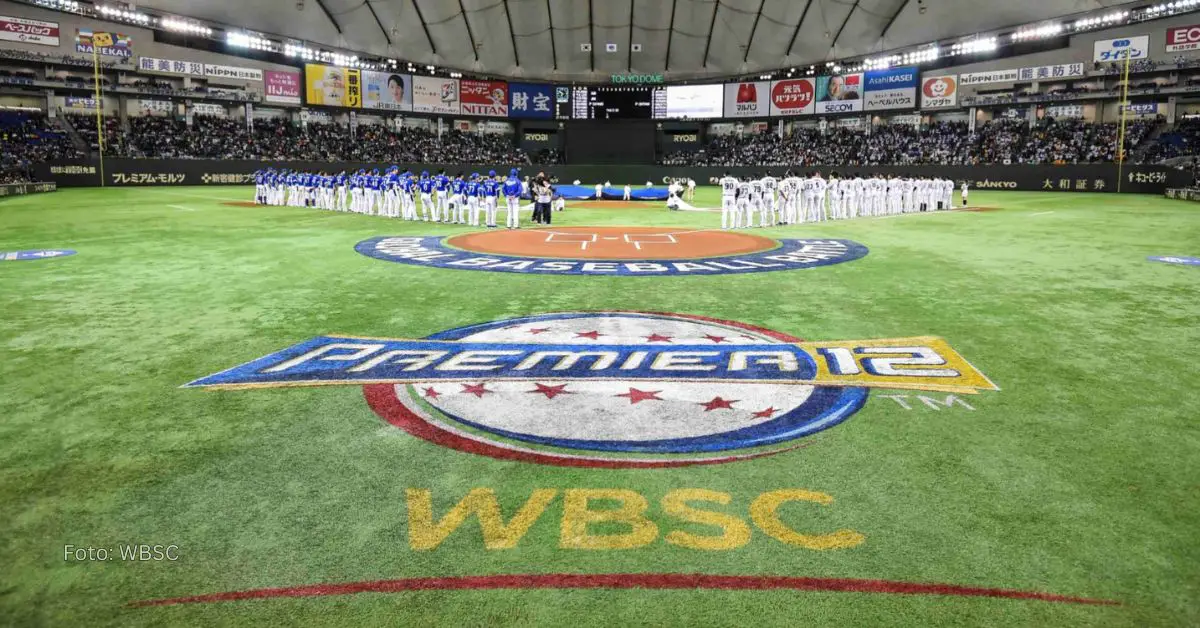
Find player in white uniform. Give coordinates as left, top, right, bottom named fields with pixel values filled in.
left=719, top=173, right=739, bottom=230
left=594, top=183, right=603, bottom=199
left=960, top=180, right=969, bottom=207
left=748, top=177, right=765, bottom=228
left=735, top=178, right=752, bottom=229
left=810, top=172, right=827, bottom=222
left=943, top=178, right=954, bottom=210
left=760, top=173, right=778, bottom=227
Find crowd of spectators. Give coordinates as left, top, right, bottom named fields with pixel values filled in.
left=0, top=47, right=131, bottom=70
left=661, top=118, right=1160, bottom=167
left=1141, top=117, right=1200, bottom=163
left=76, top=115, right=536, bottom=163
left=0, top=112, right=84, bottom=183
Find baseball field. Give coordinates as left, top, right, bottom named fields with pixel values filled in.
left=1, top=186, right=1197, bottom=626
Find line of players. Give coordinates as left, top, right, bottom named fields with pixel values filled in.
left=717, top=172, right=968, bottom=229
left=252, top=167, right=528, bottom=229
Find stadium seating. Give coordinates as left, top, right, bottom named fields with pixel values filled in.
left=0, top=112, right=85, bottom=183
left=661, top=119, right=1159, bottom=167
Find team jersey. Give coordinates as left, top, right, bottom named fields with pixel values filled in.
left=761, top=177, right=777, bottom=195
left=719, top=176, right=738, bottom=197
left=418, top=178, right=434, bottom=194
left=502, top=177, right=522, bottom=197
left=736, top=181, right=752, bottom=199
left=451, top=179, right=465, bottom=195
left=749, top=180, right=763, bottom=197
left=484, top=180, right=500, bottom=197
left=434, top=175, right=449, bottom=192
left=466, top=181, right=478, bottom=197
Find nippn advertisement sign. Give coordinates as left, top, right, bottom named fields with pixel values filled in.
left=724, top=81, right=770, bottom=118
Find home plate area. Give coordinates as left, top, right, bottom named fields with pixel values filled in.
left=447, top=226, right=778, bottom=260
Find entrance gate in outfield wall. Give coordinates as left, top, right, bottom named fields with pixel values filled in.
left=33, top=159, right=1185, bottom=194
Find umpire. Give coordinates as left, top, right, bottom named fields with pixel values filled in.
left=531, top=172, right=553, bottom=224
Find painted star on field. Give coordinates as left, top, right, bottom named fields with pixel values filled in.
left=460, top=383, right=492, bottom=398
left=699, top=396, right=738, bottom=411
left=528, top=383, right=572, bottom=399
left=526, top=327, right=551, bottom=335
left=702, top=334, right=728, bottom=344
left=644, top=333, right=673, bottom=343
left=574, top=330, right=605, bottom=340
left=615, top=388, right=664, bottom=404
left=751, top=407, right=779, bottom=419
left=422, top=386, right=441, bottom=399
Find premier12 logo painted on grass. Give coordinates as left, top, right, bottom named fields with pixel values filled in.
left=0, top=249, right=76, bottom=261
left=1148, top=255, right=1200, bottom=266
left=187, top=312, right=997, bottom=468
left=355, top=236, right=867, bottom=276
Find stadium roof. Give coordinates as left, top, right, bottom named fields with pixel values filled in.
left=135, top=0, right=1138, bottom=81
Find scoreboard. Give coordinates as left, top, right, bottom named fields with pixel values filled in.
left=571, top=86, right=667, bottom=119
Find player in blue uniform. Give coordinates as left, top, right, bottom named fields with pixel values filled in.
left=503, top=168, right=522, bottom=229
left=481, top=170, right=498, bottom=228
left=447, top=174, right=464, bottom=224
left=431, top=169, right=448, bottom=223
left=465, top=174, right=480, bottom=227
left=417, top=171, right=434, bottom=221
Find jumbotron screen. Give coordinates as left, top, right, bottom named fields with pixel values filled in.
left=572, top=86, right=667, bottom=119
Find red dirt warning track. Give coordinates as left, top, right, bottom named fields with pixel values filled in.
left=446, top=226, right=778, bottom=260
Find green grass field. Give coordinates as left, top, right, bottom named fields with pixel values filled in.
left=1, top=186, right=1198, bottom=627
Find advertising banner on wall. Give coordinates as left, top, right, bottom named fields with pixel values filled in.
left=724, top=80, right=770, bottom=118
left=305, top=65, right=362, bottom=108
left=75, top=29, right=132, bottom=57
left=412, top=76, right=460, bottom=114
left=814, top=73, right=864, bottom=114
left=1045, top=104, right=1084, bottom=119
left=459, top=80, right=508, bottom=116
left=1093, top=35, right=1149, bottom=62
left=664, top=84, right=723, bottom=119
left=1015, top=63, right=1086, bottom=81
left=508, top=83, right=554, bottom=119
left=1166, top=24, right=1200, bottom=52
left=864, top=66, right=918, bottom=111
left=767, top=79, right=814, bottom=116
left=193, top=103, right=226, bottom=116
left=920, top=75, right=958, bottom=109
left=0, top=15, right=60, bottom=46
left=263, top=70, right=301, bottom=105
left=204, top=64, right=263, bottom=82
left=362, top=71, right=412, bottom=111
left=138, top=99, right=174, bottom=114
left=64, top=96, right=100, bottom=110
left=137, top=56, right=205, bottom=77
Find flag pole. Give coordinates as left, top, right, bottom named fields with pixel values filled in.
left=1116, top=52, right=1133, bottom=193
left=92, top=42, right=105, bottom=187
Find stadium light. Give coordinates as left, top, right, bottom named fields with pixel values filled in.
left=1011, top=23, right=1061, bottom=42
left=97, top=5, right=151, bottom=25
left=161, top=17, right=213, bottom=37
left=227, top=31, right=274, bottom=52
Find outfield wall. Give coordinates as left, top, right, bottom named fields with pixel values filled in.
left=33, top=159, right=1186, bottom=194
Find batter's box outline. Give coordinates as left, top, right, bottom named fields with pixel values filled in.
left=544, top=231, right=679, bottom=251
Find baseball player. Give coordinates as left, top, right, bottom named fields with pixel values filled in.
left=503, top=168, right=522, bottom=229
left=735, top=177, right=752, bottom=229
left=718, top=172, right=738, bottom=229
left=760, top=172, right=778, bottom=227
left=960, top=180, right=969, bottom=207
left=484, top=170, right=500, bottom=228
left=418, top=171, right=434, bottom=221
left=450, top=173, right=466, bottom=224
